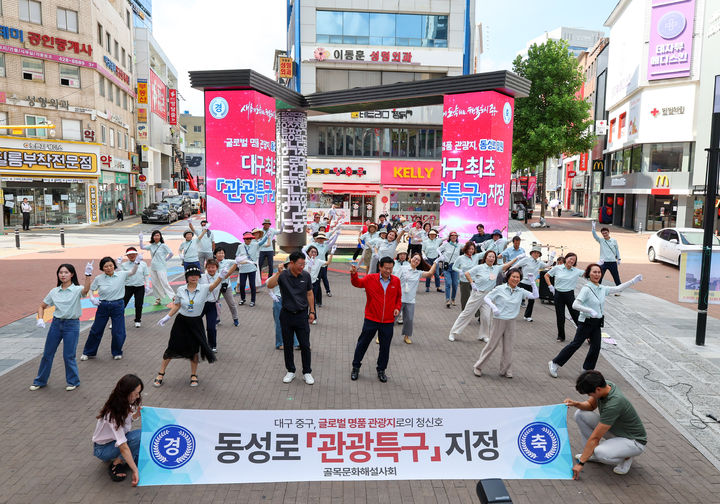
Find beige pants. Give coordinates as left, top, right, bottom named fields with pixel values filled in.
left=448, top=289, right=492, bottom=340
left=474, top=318, right=516, bottom=375
left=150, top=268, right=174, bottom=301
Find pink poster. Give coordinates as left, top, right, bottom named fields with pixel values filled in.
left=149, top=70, right=167, bottom=120
left=205, top=90, right=276, bottom=242
left=440, top=91, right=514, bottom=241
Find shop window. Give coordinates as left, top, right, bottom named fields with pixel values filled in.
left=391, top=129, right=400, bottom=157
left=344, top=127, right=354, bottom=156
left=0, top=53, right=5, bottom=78
left=100, top=124, right=106, bottom=144
left=59, top=64, right=80, bottom=88
left=649, top=143, right=684, bottom=172
left=630, top=145, right=642, bottom=172
left=19, top=0, right=42, bottom=24
left=398, top=129, right=408, bottom=157
left=609, top=118, right=615, bottom=140
left=22, top=58, right=44, bottom=81
left=25, top=114, right=47, bottom=138
left=618, top=112, right=626, bottom=139
left=126, top=10, right=130, bottom=28
left=57, top=7, right=78, bottom=32
left=621, top=147, right=632, bottom=174
left=61, top=119, right=81, bottom=141
left=109, top=128, right=115, bottom=147
left=107, top=83, right=113, bottom=103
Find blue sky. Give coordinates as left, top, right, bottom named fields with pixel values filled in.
left=153, top=0, right=620, bottom=116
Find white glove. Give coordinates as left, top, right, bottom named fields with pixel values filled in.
left=526, top=273, right=535, bottom=282
left=617, top=259, right=622, bottom=265
left=116, top=256, right=123, bottom=266
left=36, top=318, right=46, bottom=329
left=165, top=252, right=174, bottom=261
left=157, top=315, right=171, bottom=327
left=269, top=291, right=280, bottom=302
left=471, top=282, right=481, bottom=292
left=548, top=285, right=556, bottom=295
left=373, top=253, right=379, bottom=260
left=631, top=274, right=642, bottom=284
left=331, top=245, right=337, bottom=254
left=437, top=252, right=447, bottom=263
left=89, top=296, right=101, bottom=306
left=85, top=261, right=94, bottom=276
left=592, top=221, right=596, bottom=230
left=220, top=267, right=229, bottom=278
left=235, top=255, right=249, bottom=265
left=589, top=309, right=599, bottom=318
left=203, top=222, right=211, bottom=229
left=144, top=285, right=152, bottom=295
left=422, top=252, right=428, bottom=260
left=134, top=253, right=143, bottom=264
left=138, top=232, right=144, bottom=243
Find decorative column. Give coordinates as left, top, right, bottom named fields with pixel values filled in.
left=275, top=110, right=308, bottom=251
left=440, top=91, right=515, bottom=240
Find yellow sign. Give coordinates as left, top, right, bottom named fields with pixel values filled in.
left=655, top=175, right=670, bottom=187
left=278, top=57, right=294, bottom=78
left=0, top=148, right=98, bottom=176
left=137, top=107, right=148, bottom=123
left=137, top=81, right=148, bottom=104
left=592, top=160, right=604, bottom=172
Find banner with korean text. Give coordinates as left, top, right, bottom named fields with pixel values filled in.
left=440, top=92, right=514, bottom=240
left=205, top=90, right=276, bottom=242
left=137, top=405, right=571, bottom=486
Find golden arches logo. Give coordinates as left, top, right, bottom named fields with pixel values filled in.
left=655, top=175, right=669, bottom=188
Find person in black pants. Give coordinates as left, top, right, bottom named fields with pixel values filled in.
left=20, top=198, right=32, bottom=230
left=267, top=251, right=315, bottom=385
left=544, top=252, right=584, bottom=342
left=121, top=247, right=149, bottom=328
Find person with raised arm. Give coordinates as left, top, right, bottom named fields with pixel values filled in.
left=138, top=230, right=174, bottom=306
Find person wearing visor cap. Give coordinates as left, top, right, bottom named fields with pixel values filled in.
left=119, top=247, right=150, bottom=328
left=513, top=245, right=555, bottom=322
left=421, top=227, right=445, bottom=293
left=189, top=220, right=215, bottom=269
left=358, top=222, right=380, bottom=271
left=235, top=229, right=269, bottom=307
left=258, top=218, right=281, bottom=277
left=179, top=227, right=208, bottom=271
left=303, top=222, right=343, bottom=299
left=479, top=227, right=509, bottom=264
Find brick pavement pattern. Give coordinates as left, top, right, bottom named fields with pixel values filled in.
left=1, top=266, right=719, bottom=504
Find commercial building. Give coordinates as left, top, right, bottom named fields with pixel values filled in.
left=178, top=111, right=205, bottom=190
left=522, top=26, right=606, bottom=58
left=0, top=0, right=136, bottom=225
left=285, top=0, right=476, bottom=225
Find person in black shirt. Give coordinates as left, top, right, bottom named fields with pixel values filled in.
left=470, top=223, right=492, bottom=246
left=267, top=251, right=315, bottom=385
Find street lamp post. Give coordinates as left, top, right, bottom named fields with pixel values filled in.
left=696, top=75, right=720, bottom=346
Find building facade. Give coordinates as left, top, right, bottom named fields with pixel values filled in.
left=285, top=0, right=475, bottom=225
left=178, top=111, right=205, bottom=190
left=0, top=0, right=136, bottom=225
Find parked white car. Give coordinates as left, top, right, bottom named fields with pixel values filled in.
left=646, top=227, right=720, bottom=265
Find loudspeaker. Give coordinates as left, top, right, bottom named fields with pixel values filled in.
left=476, top=479, right=512, bottom=503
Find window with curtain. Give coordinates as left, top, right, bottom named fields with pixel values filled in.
left=61, top=119, right=81, bottom=141
left=57, top=8, right=78, bottom=32
left=19, top=0, right=42, bottom=24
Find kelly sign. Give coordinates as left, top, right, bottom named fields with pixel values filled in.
left=137, top=405, right=571, bottom=486
left=648, top=0, right=696, bottom=81
left=380, top=160, right=440, bottom=186
left=205, top=90, right=276, bottom=241
left=440, top=91, right=514, bottom=240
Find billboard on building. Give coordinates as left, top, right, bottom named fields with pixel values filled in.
left=149, top=70, right=167, bottom=120
left=647, top=0, right=696, bottom=81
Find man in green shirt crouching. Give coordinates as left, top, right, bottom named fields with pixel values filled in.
left=565, top=370, right=647, bottom=478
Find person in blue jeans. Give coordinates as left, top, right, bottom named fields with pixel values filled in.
left=30, top=263, right=93, bottom=391
left=438, top=231, right=461, bottom=307
left=92, top=374, right=143, bottom=485
left=81, top=256, right=140, bottom=361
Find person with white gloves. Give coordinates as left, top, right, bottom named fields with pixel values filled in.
left=472, top=268, right=538, bottom=378
left=303, top=245, right=335, bottom=321
left=514, top=245, right=555, bottom=322
left=235, top=229, right=269, bottom=306
left=549, top=266, right=643, bottom=378
left=269, top=263, right=299, bottom=350
left=545, top=252, right=585, bottom=342
left=421, top=227, right=445, bottom=293
left=189, top=220, right=215, bottom=268
left=153, top=265, right=227, bottom=388
left=121, top=247, right=150, bottom=328
left=212, top=247, right=239, bottom=327
left=199, top=259, right=226, bottom=352
left=303, top=223, right=343, bottom=298
left=179, top=227, right=207, bottom=271
left=438, top=231, right=462, bottom=306
left=29, top=263, right=93, bottom=391
left=592, top=221, right=622, bottom=288
left=81, top=256, right=140, bottom=361
left=397, top=253, right=438, bottom=344
left=138, top=230, right=175, bottom=306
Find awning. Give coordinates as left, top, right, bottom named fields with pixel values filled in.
left=383, top=185, right=440, bottom=192
left=322, top=183, right=379, bottom=195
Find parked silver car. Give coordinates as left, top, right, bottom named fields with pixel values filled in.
left=646, top=227, right=720, bottom=265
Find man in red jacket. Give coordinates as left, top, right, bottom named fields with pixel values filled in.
left=349, top=256, right=402, bottom=383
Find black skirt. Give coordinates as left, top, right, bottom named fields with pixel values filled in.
left=163, top=313, right=217, bottom=363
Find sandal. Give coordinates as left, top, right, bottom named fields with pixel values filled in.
left=153, top=372, right=165, bottom=387
left=108, top=461, right=127, bottom=482
left=190, top=374, right=199, bottom=387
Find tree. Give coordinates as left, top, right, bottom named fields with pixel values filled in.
left=512, top=39, right=595, bottom=217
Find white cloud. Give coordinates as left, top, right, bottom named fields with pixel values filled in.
left=152, top=0, right=287, bottom=116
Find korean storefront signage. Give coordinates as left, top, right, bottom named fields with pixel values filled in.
left=0, top=148, right=98, bottom=176
left=440, top=92, right=514, bottom=239
left=88, top=184, right=99, bottom=223
left=277, top=111, right=308, bottom=234
left=278, top=57, right=293, bottom=78
left=648, top=0, right=696, bottom=80
left=380, top=160, right=441, bottom=186
left=137, top=107, right=148, bottom=123
left=150, top=70, right=167, bottom=121
left=137, top=405, right=571, bottom=486
left=309, top=166, right=366, bottom=177
left=26, top=95, right=69, bottom=109
left=137, top=79, right=148, bottom=104
left=103, top=56, right=130, bottom=85
left=206, top=90, right=276, bottom=240
left=83, top=128, right=95, bottom=142
left=579, top=153, right=589, bottom=171
left=26, top=32, right=92, bottom=56
left=0, top=24, right=24, bottom=42
left=351, top=110, right=413, bottom=120
left=168, top=89, right=178, bottom=125
left=137, top=124, right=148, bottom=141
left=0, top=43, right=96, bottom=68
left=592, top=160, right=605, bottom=172
left=313, top=47, right=413, bottom=64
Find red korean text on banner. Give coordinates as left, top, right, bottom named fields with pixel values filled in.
left=168, top=89, right=178, bottom=125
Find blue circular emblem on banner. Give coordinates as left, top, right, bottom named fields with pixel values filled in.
left=503, top=102, right=513, bottom=124
left=517, top=422, right=560, bottom=464
left=150, top=424, right=196, bottom=469
left=208, top=97, right=229, bottom=119
left=657, top=11, right=686, bottom=40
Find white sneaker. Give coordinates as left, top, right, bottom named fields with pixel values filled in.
left=134, top=322, right=141, bottom=328
left=575, top=453, right=598, bottom=463
left=524, top=317, right=533, bottom=322
left=613, top=457, right=633, bottom=475
left=80, top=354, right=89, bottom=361
left=548, top=360, right=558, bottom=378
left=448, top=334, right=455, bottom=341
left=65, top=385, right=78, bottom=391
left=303, top=373, right=315, bottom=385
left=481, top=336, right=489, bottom=343
left=29, top=385, right=42, bottom=391
left=282, top=372, right=296, bottom=383
left=113, top=355, right=122, bottom=360
left=311, top=320, right=317, bottom=325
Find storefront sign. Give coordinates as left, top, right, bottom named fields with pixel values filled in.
left=679, top=251, right=720, bottom=304
left=137, top=79, right=148, bottom=104
left=168, top=89, right=178, bottom=125
left=27, top=32, right=92, bottom=56
left=137, top=404, right=571, bottom=486
left=652, top=174, right=671, bottom=195
left=88, top=184, right=99, bottom=223
left=26, top=95, right=70, bottom=109
left=381, top=160, right=441, bottom=186
left=0, top=24, right=24, bottom=42
left=100, top=155, right=113, bottom=168
left=0, top=44, right=96, bottom=68
left=567, top=170, right=576, bottom=178
left=313, top=47, right=413, bottom=64
left=137, top=124, right=148, bottom=141
left=0, top=148, right=97, bottom=176
left=440, top=92, right=514, bottom=239
left=579, top=153, right=589, bottom=171
left=103, top=55, right=130, bottom=85
left=150, top=70, right=167, bottom=121
left=22, top=141, right=63, bottom=151
left=309, top=167, right=366, bottom=177
left=304, top=45, right=462, bottom=68
left=137, top=107, right=148, bottom=123
left=648, top=0, right=696, bottom=80
left=595, top=120, right=608, bottom=135
left=351, top=110, right=413, bottom=120
left=277, top=111, right=307, bottom=234
left=278, top=56, right=293, bottom=78
left=592, top=160, right=605, bottom=172
left=115, top=173, right=129, bottom=184
left=206, top=90, right=276, bottom=240
left=83, top=128, right=95, bottom=142
left=610, top=177, right=627, bottom=187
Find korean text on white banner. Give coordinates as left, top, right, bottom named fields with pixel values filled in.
left=138, top=405, right=572, bottom=486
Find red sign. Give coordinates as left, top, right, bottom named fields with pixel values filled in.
left=567, top=170, right=577, bottom=178
left=168, top=89, right=177, bottom=125
left=27, top=32, right=92, bottom=56
left=380, top=160, right=441, bottom=186
left=139, top=174, right=147, bottom=182
left=579, top=153, right=589, bottom=171
left=149, top=70, right=167, bottom=121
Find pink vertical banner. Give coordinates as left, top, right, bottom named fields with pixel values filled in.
left=440, top=91, right=514, bottom=241
left=205, top=90, right=276, bottom=242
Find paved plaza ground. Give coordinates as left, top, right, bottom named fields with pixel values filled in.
left=2, top=259, right=720, bottom=503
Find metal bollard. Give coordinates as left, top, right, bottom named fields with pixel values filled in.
left=60, top=226, right=65, bottom=247
left=14, top=226, right=20, bottom=249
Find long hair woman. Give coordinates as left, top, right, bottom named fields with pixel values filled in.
left=473, top=268, right=538, bottom=378
left=453, top=241, right=482, bottom=310
left=398, top=253, right=438, bottom=344
left=92, top=374, right=144, bottom=486
left=438, top=231, right=461, bottom=307
left=544, top=252, right=585, bottom=342
left=138, top=230, right=174, bottom=305
left=30, top=263, right=92, bottom=391
left=549, top=265, right=642, bottom=377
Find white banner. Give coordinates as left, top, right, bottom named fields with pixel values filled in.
left=138, top=405, right=572, bottom=486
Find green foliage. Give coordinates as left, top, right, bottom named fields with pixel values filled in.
left=512, top=39, right=595, bottom=172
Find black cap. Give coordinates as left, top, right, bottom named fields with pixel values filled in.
left=184, top=266, right=202, bottom=279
